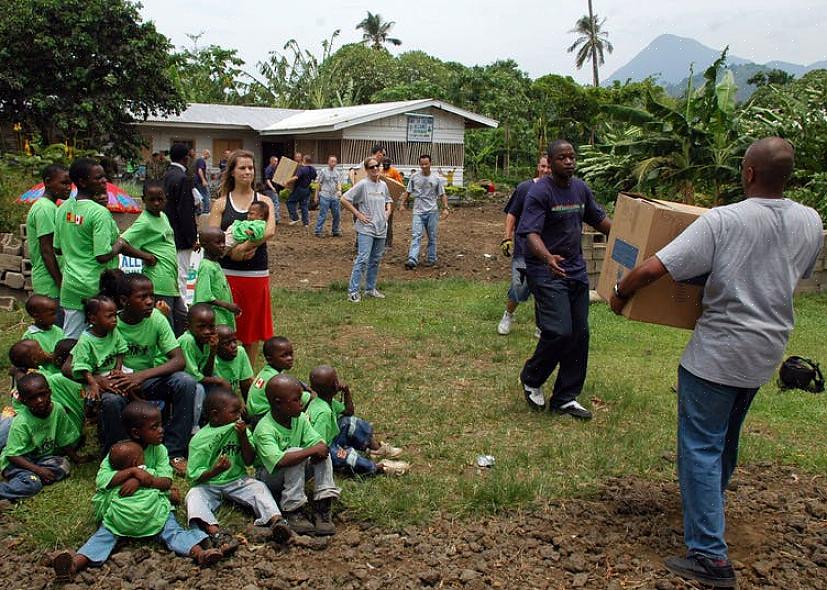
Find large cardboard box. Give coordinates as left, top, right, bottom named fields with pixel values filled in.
left=597, top=193, right=709, bottom=329
left=382, top=177, right=406, bottom=202
left=272, top=157, right=299, bottom=187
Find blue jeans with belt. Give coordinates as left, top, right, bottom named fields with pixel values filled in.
left=677, top=365, right=758, bottom=560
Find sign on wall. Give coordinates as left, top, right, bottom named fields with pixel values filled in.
left=406, top=114, right=434, bottom=143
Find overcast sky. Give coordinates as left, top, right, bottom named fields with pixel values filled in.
left=138, top=0, right=825, bottom=85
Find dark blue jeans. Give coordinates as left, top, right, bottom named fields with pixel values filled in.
left=330, top=416, right=377, bottom=475
left=520, top=276, right=589, bottom=408
left=99, top=371, right=197, bottom=458
left=677, top=365, right=758, bottom=560
left=287, top=187, right=311, bottom=225
left=0, top=456, right=70, bottom=500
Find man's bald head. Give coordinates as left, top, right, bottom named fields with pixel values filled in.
left=742, top=137, right=795, bottom=196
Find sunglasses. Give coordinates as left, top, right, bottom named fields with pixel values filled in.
left=367, top=164, right=380, bottom=169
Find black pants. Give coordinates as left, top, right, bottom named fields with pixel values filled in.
left=520, top=276, right=590, bottom=408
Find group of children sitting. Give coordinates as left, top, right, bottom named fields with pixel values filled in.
left=0, top=280, right=410, bottom=580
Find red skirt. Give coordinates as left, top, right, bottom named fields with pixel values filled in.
left=226, top=274, right=273, bottom=345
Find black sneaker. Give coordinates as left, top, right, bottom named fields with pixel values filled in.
left=520, top=380, right=546, bottom=411
left=405, top=260, right=416, bottom=270
left=664, top=553, right=736, bottom=588
left=551, top=400, right=593, bottom=420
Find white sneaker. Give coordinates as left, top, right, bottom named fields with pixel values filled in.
left=368, top=441, right=402, bottom=459
left=535, top=326, right=542, bottom=339
left=521, top=380, right=546, bottom=411
left=288, top=220, right=299, bottom=226
left=497, top=311, right=513, bottom=335
left=347, top=292, right=361, bottom=303
left=377, top=459, right=410, bottom=476
left=553, top=400, right=593, bottom=420
left=364, top=289, right=385, bottom=299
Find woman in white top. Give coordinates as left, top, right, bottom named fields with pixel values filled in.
left=340, top=157, right=393, bottom=303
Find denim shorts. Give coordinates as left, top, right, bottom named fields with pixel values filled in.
left=507, top=257, right=531, bottom=303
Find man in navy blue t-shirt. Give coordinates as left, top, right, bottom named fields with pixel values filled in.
left=497, top=154, right=550, bottom=336
left=516, top=140, right=611, bottom=419
left=287, top=154, right=318, bottom=228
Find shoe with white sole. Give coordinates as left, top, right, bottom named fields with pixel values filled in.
left=534, top=326, right=542, bottom=339
left=368, top=441, right=402, bottom=459
left=288, top=220, right=299, bottom=226
left=347, top=292, right=361, bottom=303
left=364, top=289, right=385, bottom=299
left=552, top=400, right=592, bottom=420
left=520, top=380, right=546, bottom=411
left=377, top=459, right=410, bottom=476
left=497, top=311, right=513, bottom=335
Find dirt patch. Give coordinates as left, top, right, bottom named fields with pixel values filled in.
left=266, top=202, right=511, bottom=289
left=3, top=463, right=825, bottom=589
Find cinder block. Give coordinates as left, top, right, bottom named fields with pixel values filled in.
left=24, top=277, right=32, bottom=291
left=0, top=253, right=23, bottom=272
left=593, top=244, right=606, bottom=261
left=22, top=240, right=29, bottom=259
left=2, top=237, right=22, bottom=255
left=0, top=296, right=15, bottom=312
left=19, top=224, right=27, bottom=239
left=4, top=271, right=25, bottom=290
left=21, top=259, right=32, bottom=276
left=0, top=233, right=12, bottom=246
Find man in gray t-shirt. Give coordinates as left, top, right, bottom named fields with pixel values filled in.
left=401, top=154, right=450, bottom=270
left=610, top=137, right=823, bottom=588
left=314, top=156, right=343, bottom=237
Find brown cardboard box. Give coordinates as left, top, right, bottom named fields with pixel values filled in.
left=597, top=193, right=709, bottom=330
left=382, top=177, right=406, bottom=202
left=272, top=157, right=299, bottom=187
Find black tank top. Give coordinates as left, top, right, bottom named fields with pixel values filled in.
left=220, top=192, right=269, bottom=274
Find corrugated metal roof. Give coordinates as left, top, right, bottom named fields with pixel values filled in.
left=142, top=103, right=301, bottom=130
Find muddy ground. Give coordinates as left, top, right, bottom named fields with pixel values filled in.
left=1, top=464, right=824, bottom=589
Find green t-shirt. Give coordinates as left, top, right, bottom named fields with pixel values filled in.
left=230, top=219, right=266, bottom=243
left=214, top=348, right=254, bottom=396
left=247, top=366, right=280, bottom=418
left=0, top=404, right=80, bottom=471
left=103, top=486, right=171, bottom=538
left=26, top=197, right=60, bottom=298
left=24, top=323, right=65, bottom=355
left=71, top=328, right=128, bottom=379
left=177, top=331, right=212, bottom=382
left=54, top=198, right=120, bottom=310
left=193, top=258, right=235, bottom=328
left=93, top=443, right=172, bottom=521
left=252, top=412, right=323, bottom=474
left=117, top=309, right=179, bottom=371
left=306, top=397, right=347, bottom=445
left=187, top=422, right=255, bottom=485
left=120, top=211, right=179, bottom=297
left=46, top=372, right=84, bottom=434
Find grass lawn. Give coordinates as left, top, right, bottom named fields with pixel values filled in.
left=2, top=279, right=826, bottom=551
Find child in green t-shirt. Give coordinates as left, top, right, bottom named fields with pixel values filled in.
left=177, top=304, right=232, bottom=429
left=307, top=366, right=408, bottom=477
left=246, top=336, right=295, bottom=420
left=51, top=401, right=233, bottom=581
left=253, top=374, right=340, bottom=536
left=23, top=295, right=65, bottom=374
left=194, top=227, right=240, bottom=328
left=225, top=200, right=269, bottom=256
left=186, top=388, right=290, bottom=544
left=0, top=373, right=88, bottom=501
left=214, top=325, right=254, bottom=403
left=64, top=296, right=128, bottom=402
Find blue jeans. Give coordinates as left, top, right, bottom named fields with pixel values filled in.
left=677, top=365, right=758, bottom=560
left=196, top=185, right=210, bottom=214
left=78, top=512, right=208, bottom=565
left=287, top=187, right=311, bottom=225
left=330, top=416, right=377, bottom=475
left=507, top=257, right=531, bottom=303
left=314, top=195, right=341, bottom=235
left=0, top=415, right=12, bottom=449
left=99, top=371, right=196, bottom=458
left=348, top=233, right=386, bottom=294
left=0, top=456, right=70, bottom=500
left=263, top=190, right=282, bottom=223
left=407, top=210, right=439, bottom=265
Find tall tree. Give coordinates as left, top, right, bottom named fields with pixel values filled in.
left=170, top=33, right=251, bottom=105
left=356, top=12, right=402, bottom=50
left=567, top=0, right=613, bottom=87
left=0, top=0, right=184, bottom=157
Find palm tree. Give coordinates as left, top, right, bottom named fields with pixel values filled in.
left=356, top=12, right=402, bottom=50
left=567, top=0, right=613, bottom=87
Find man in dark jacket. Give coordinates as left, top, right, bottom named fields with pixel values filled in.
left=163, top=143, right=197, bottom=335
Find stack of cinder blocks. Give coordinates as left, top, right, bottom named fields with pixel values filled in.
left=581, top=231, right=606, bottom=290
left=0, top=224, right=30, bottom=292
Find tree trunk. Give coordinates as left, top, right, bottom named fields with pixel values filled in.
left=589, top=0, right=600, bottom=87
left=681, top=180, right=695, bottom=205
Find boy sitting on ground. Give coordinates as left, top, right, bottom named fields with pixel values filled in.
left=0, top=373, right=87, bottom=501
left=254, top=375, right=340, bottom=536
left=194, top=227, right=241, bottom=328
left=225, top=200, right=269, bottom=255
left=307, top=365, right=408, bottom=476
left=186, top=388, right=291, bottom=544
left=51, top=401, right=232, bottom=581
left=23, top=295, right=65, bottom=375
left=213, top=325, right=254, bottom=403
left=246, top=336, right=311, bottom=423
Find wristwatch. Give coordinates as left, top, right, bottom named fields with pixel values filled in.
left=613, top=282, right=630, bottom=300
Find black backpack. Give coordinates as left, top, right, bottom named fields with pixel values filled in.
left=779, top=356, right=825, bottom=393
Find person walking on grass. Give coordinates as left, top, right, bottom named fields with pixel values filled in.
left=516, top=140, right=611, bottom=420
left=610, top=137, right=822, bottom=589
left=341, top=157, right=393, bottom=303
left=314, top=156, right=343, bottom=237
left=497, top=154, right=551, bottom=336
left=402, top=154, right=450, bottom=270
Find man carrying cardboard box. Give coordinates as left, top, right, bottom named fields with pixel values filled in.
left=516, top=140, right=611, bottom=420
left=610, top=137, right=822, bottom=588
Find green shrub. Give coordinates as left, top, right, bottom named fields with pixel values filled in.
left=0, top=161, right=35, bottom=233
left=444, top=185, right=464, bottom=196
left=278, top=188, right=291, bottom=202
left=466, top=183, right=487, bottom=198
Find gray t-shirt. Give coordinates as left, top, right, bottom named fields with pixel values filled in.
left=657, top=197, right=823, bottom=388
left=317, top=167, right=341, bottom=198
left=407, top=172, right=445, bottom=214
left=344, top=178, right=393, bottom=238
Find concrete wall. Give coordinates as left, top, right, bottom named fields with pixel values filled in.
left=140, top=126, right=262, bottom=171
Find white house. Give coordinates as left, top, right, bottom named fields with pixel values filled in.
left=138, top=99, right=498, bottom=186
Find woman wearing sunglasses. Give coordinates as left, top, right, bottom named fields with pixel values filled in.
left=340, top=157, right=394, bottom=303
